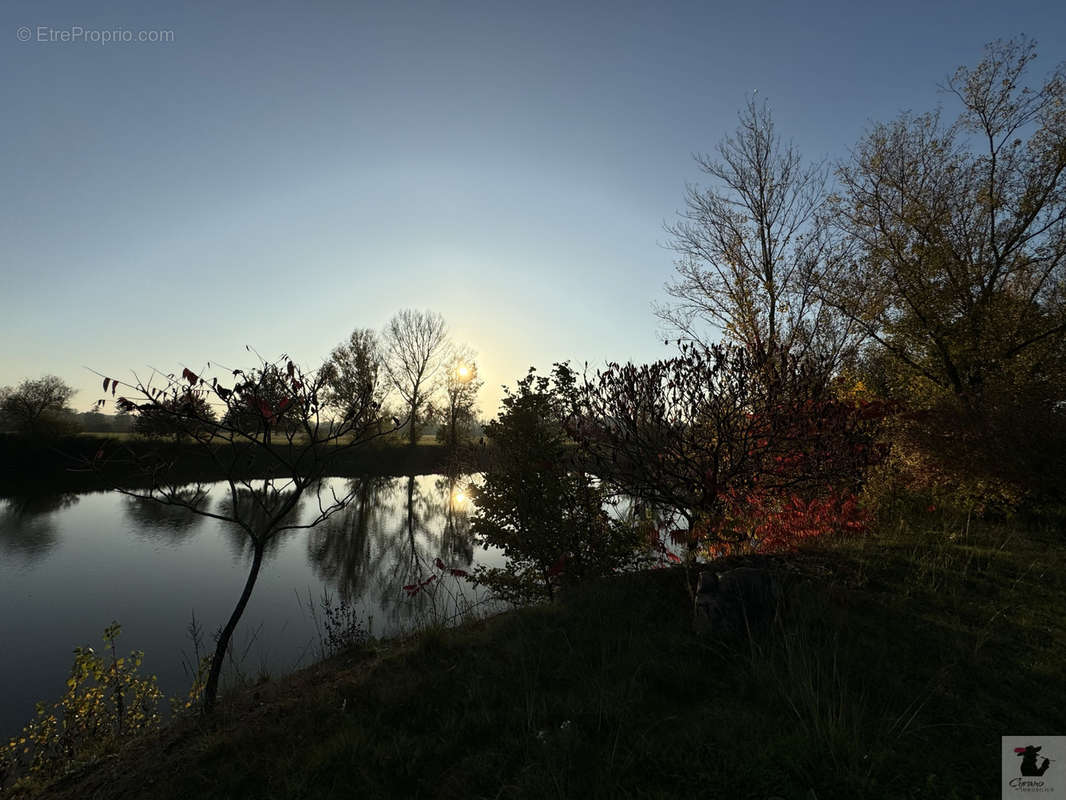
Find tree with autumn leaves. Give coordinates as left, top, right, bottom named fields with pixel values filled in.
left=465, top=348, right=882, bottom=606
left=657, top=38, right=1066, bottom=508
left=101, top=354, right=399, bottom=712
left=824, top=38, right=1066, bottom=503
left=568, top=346, right=884, bottom=563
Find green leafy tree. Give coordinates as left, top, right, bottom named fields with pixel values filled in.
left=218, top=362, right=300, bottom=444
left=0, top=376, right=78, bottom=437
left=471, top=366, right=641, bottom=604
left=322, top=327, right=387, bottom=429
left=132, top=392, right=218, bottom=440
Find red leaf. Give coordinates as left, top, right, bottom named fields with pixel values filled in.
left=665, top=551, right=681, bottom=564
left=434, top=557, right=446, bottom=571
left=182, top=368, right=199, bottom=386
left=668, top=528, right=691, bottom=546
left=255, top=399, right=275, bottom=422
left=449, top=568, right=469, bottom=578
left=102, top=377, right=110, bottom=392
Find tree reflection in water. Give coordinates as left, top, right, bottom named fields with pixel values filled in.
left=304, top=473, right=479, bottom=629
left=436, top=473, right=475, bottom=567
left=0, top=491, right=80, bottom=562
left=123, top=485, right=210, bottom=543
left=306, top=475, right=395, bottom=602
left=384, top=472, right=481, bottom=628
left=215, top=483, right=307, bottom=561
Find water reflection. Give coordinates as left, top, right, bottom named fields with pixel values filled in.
left=214, top=482, right=307, bottom=560
left=0, top=492, right=80, bottom=562
left=302, top=473, right=481, bottom=628
left=116, top=474, right=481, bottom=609
left=306, top=475, right=395, bottom=601
left=123, top=487, right=209, bottom=543
left=437, top=473, right=475, bottom=566
left=0, top=472, right=492, bottom=738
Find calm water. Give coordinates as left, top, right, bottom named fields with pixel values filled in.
left=0, top=474, right=501, bottom=737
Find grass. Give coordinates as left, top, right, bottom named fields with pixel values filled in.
left=11, top=505, right=1066, bottom=799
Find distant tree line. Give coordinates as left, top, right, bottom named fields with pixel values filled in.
left=2, top=309, right=485, bottom=452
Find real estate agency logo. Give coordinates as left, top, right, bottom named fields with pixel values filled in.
left=1003, top=736, right=1064, bottom=795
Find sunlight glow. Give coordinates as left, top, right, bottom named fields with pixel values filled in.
left=451, top=487, right=470, bottom=510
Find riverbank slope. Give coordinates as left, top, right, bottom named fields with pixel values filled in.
left=16, top=506, right=1066, bottom=800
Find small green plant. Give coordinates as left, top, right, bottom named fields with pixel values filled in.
left=1, top=623, right=163, bottom=789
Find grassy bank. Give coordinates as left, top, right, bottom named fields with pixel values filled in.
left=12, top=506, right=1066, bottom=800
left=0, top=434, right=488, bottom=493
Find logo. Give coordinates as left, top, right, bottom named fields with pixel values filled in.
left=1003, top=736, right=1064, bottom=796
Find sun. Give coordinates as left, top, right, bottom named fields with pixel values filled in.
left=451, top=487, right=471, bottom=510
left=457, top=365, right=471, bottom=379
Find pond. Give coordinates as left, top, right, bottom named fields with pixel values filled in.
left=0, top=474, right=501, bottom=738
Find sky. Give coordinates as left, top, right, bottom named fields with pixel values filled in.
left=2, top=0, right=1064, bottom=420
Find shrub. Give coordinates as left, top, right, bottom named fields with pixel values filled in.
left=471, top=366, right=644, bottom=604
left=1, top=624, right=164, bottom=790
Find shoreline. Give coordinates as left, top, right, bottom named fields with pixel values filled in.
left=0, top=434, right=490, bottom=495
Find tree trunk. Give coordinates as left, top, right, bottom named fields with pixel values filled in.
left=203, top=539, right=265, bottom=713
left=408, top=390, right=418, bottom=447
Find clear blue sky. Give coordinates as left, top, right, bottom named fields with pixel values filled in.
left=2, top=0, right=1063, bottom=418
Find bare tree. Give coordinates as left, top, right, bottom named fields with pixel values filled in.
left=99, top=352, right=399, bottom=712
left=381, top=310, right=449, bottom=446
left=659, top=100, right=860, bottom=380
